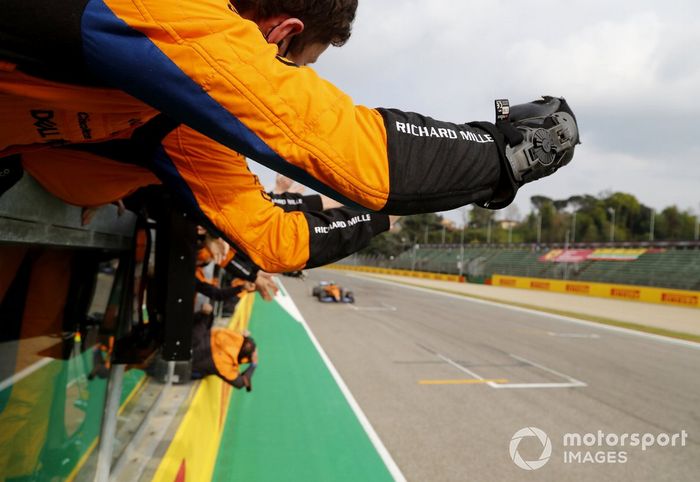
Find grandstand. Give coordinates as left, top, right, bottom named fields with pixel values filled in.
left=353, top=243, right=700, bottom=291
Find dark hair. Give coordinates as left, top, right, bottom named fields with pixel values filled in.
left=237, top=336, right=256, bottom=363
left=234, top=0, right=358, bottom=56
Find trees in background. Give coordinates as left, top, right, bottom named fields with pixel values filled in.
left=362, top=192, right=699, bottom=258
left=518, top=192, right=697, bottom=244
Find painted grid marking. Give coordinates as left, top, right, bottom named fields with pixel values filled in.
left=419, top=379, right=509, bottom=385
left=419, top=344, right=586, bottom=390
left=493, top=354, right=587, bottom=389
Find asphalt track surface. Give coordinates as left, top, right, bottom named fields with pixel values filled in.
left=282, top=269, right=700, bottom=482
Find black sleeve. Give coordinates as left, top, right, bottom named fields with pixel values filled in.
left=230, top=364, right=256, bottom=391
left=195, top=279, right=244, bottom=301
left=223, top=250, right=260, bottom=282
left=303, top=208, right=390, bottom=268
left=300, top=194, right=323, bottom=212
left=378, top=109, right=504, bottom=214
left=268, top=192, right=323, bottom=212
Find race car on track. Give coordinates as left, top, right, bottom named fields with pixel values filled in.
left=312, top=281, right=355, bottom=303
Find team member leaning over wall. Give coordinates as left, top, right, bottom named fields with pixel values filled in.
left=191, top=315, right=258, bottom=392
left=1, top=0, right=579, bottom=277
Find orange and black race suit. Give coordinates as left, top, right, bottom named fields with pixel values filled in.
left=0, top=0, right=511, bottom=247
left=191, top=318, right=255, bottom=389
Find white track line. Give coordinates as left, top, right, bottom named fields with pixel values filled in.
left=0, top=357, right=53, bottom=392
left=491, top=354, right=587, bottom=389
left=435, top=353, right=488, bottom=381
left=431, top=349, right=585, bottom=390
left=345, top=273, right=700, bottom=351
left=275, top=279, right=407, bottom=482
left=273, top=277, right=305, bottom=323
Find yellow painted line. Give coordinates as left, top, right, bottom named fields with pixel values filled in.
left=65, top=438, right=99, bottom=482
left=229, top=292, right=255, bottom=332
left=419, top=378, right=508, bottom=385
left=117, top=374, right=148, bottom=416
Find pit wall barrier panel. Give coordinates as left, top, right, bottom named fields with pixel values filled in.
left=328, top=265, right=699, bottom=309
left=151, top=293, right=255, bottom=482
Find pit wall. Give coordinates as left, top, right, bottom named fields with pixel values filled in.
left=151, top=293, right=255, bottom=482
left=327, top=265, right=699, bottom=309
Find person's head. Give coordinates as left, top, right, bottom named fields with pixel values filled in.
left=232, top=0, right=358, bottom=65
left=238, top=336, right=257, bottom=364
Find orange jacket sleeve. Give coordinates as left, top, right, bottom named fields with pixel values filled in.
left=156, top=126, right=389, bottom=272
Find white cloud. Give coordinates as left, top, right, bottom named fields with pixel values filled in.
left=506, top=14, right=662, bottom=105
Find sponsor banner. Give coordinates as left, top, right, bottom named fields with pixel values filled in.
left=152, top=293, right=255, bottom=482
left=610, top=287, right=641, bottom=300
left=530, top=280, right=551, bottom=290
left=492, top=275, right=699, bottom=308
left=588, top=248, right=647, bottom=261
left=661, top=292, right=699, bottom=307
left=540, top=248, right=647, bottom=263
left=539, top=249, right=593, bottom=263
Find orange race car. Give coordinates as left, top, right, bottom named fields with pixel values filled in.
left=312, top=281, right=355, bottom=304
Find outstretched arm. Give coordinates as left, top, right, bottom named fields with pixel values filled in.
left=81, top=0, right=511, bottom=214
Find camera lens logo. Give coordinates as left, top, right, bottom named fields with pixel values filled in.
left=510, top=427, right=552, bottom=470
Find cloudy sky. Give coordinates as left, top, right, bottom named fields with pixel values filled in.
left=250, top=0, right=700, bottom=223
